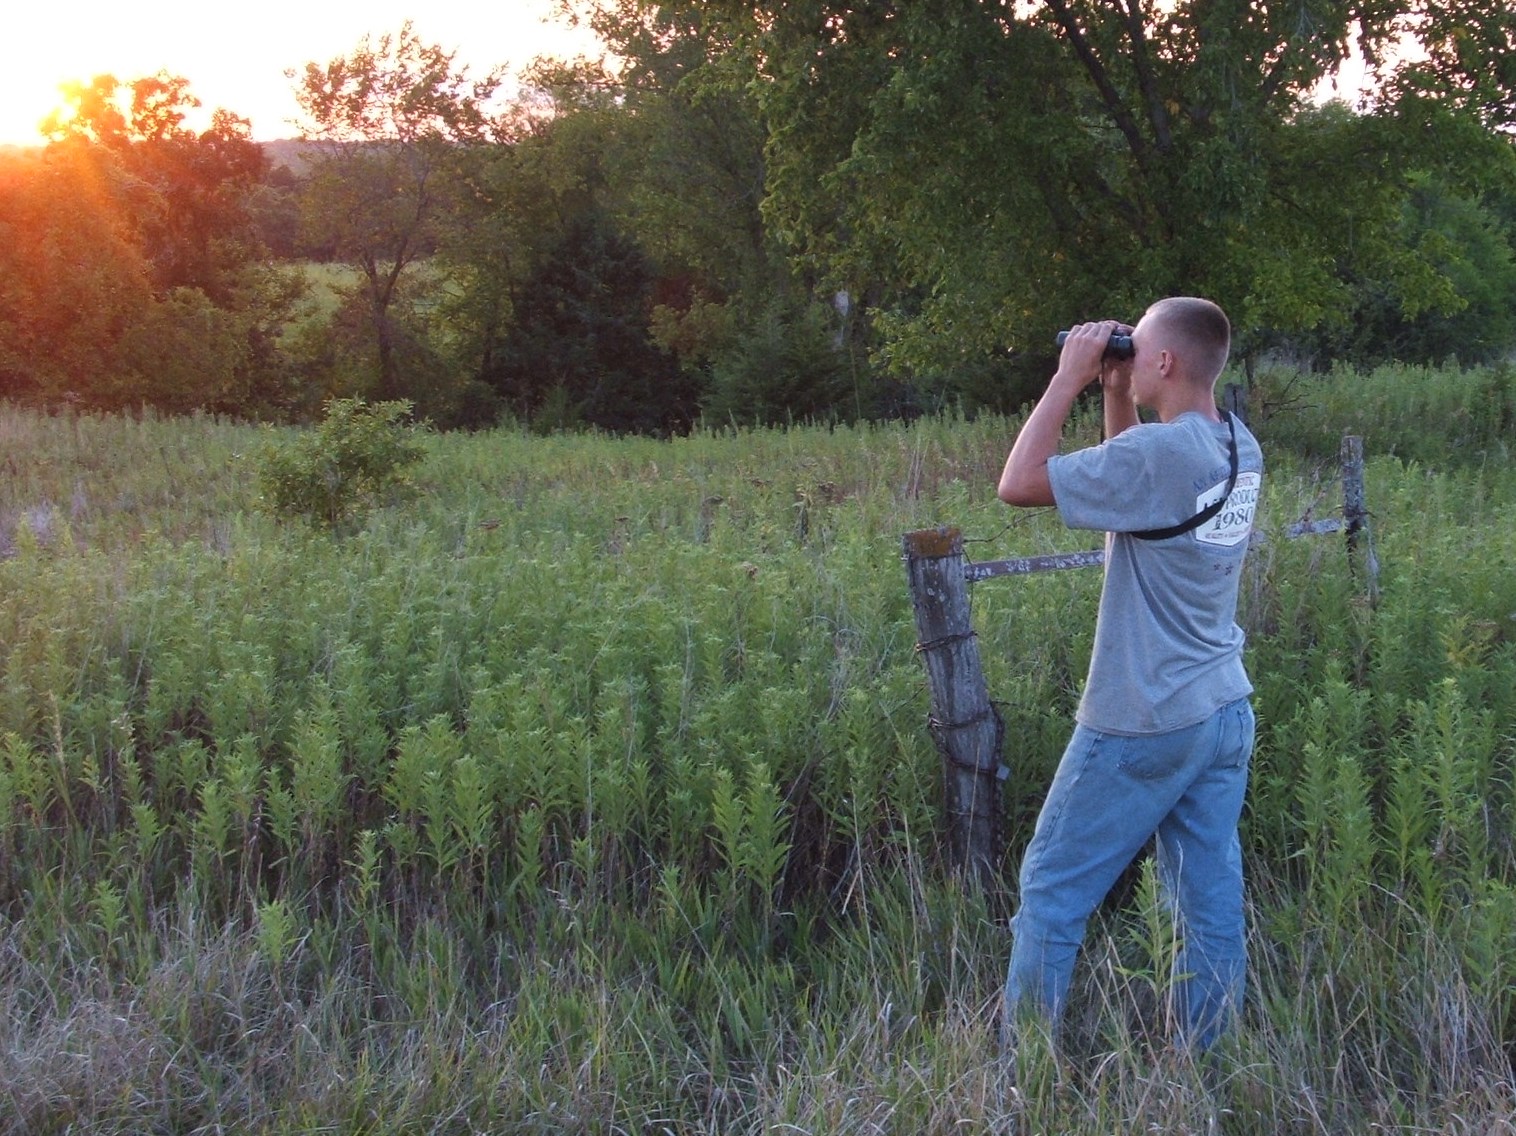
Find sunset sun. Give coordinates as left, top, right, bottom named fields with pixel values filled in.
left=0, top=2, right=601, bottom=147
left=0, top=56, right=79, bottom=146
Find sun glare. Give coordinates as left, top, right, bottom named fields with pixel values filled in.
left=0, top=8, right=161, bottom=147
left=0, top=62, right=73, bottom=147
left=0, top=2, right=604, bottom=148
left=0, top=67, right=211, bottom=148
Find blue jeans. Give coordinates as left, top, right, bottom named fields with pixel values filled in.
left=1004, top=697, right=1255, bottom=1050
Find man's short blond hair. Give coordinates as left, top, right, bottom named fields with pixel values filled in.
left=1146, top=297, right=1230, bottom=384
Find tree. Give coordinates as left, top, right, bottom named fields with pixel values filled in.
left=293, top=23, right=505, bottom=402
left=3, top=74, right=307, bottom=417
left=0, top=145, right=152, bottom=403
left=483, top=208, right=695, bottom=433
left=1297, top=171, right=1516, bottom=366
left=658, top=0, right=1511, bottom=387
left=1398, top=1, right=1516, bottom=132
left=257, top=398, right=426, bottom=530
left=700, top=298, right=854, bottom=426
left=115, top=268, right=308, bottom=418
left=434, top=64, right=720, bottom=432
left=45, top=73, right=268, bottom=301
left=554, top=4, right=870, bottom=418
left=563, top=2, right=774, bottom=298
left=427, top=84, right=615, bottom=429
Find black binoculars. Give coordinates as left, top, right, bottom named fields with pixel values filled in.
left=1055, top=330, right=1135, bottom=358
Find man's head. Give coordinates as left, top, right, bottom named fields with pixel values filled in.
left=1134, top=296, right=1231, bottom=388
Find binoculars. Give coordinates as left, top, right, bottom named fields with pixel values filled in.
left=1055, top=330, right=1135, bottom=358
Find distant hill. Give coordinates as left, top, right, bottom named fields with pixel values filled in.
left=261, top=138, right=315, bottom=175
left=259, top=138, right=407, bottom=177
left=4, top=138, right=309, bottom=169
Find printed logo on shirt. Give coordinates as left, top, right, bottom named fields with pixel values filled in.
left=1194, top=471, right=1261, bottom=546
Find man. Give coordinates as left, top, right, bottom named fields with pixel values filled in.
left=996, top=296, right=1263, bottom=1051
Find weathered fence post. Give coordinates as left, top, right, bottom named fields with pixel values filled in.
left=901, top=527, right=1005, bottom=887
left=1340, top=435, right=1381, bottom=607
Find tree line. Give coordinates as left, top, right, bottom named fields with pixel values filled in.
left=2, top=2, right=1514, bottom=431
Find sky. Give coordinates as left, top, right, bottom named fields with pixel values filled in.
left=0, top=3, right=1389, bottom=148
left=0, top=1, right=606, bottom=146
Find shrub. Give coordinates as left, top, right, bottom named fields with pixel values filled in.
left=256, top=398, right=426, bottom=530
left=702, top=300, right=854, bottom=427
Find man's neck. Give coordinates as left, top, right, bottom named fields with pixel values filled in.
left=1153, top=388, right=1221, bottom=424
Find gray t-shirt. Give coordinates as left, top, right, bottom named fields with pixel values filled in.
left=1047, top=411, right=1264, bottom=735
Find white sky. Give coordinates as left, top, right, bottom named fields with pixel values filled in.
left=0, top=1, right=606, bottom=145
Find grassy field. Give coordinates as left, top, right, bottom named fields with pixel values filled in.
left=2, top=363, right=1515, bottom=1133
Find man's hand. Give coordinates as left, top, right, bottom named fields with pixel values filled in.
left=1100, top=323, right=1136, bottom=397
left=1053, top=320, right=1122, bottom=392
left=1000, top=319, right=1120, bottom=507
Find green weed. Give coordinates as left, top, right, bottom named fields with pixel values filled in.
left=2, top=366, right=1515, bottom=1132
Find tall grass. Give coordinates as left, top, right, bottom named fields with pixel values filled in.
left=2, top=362, right=1515, bottom=1132
left=1253, top=359, right=1516, bottom=467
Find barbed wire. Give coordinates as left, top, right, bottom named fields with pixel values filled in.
left=961, top=508, right=1059, bottom=546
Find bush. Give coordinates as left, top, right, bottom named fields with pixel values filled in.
left=256, top=398, right=426, bottom=529
left=702, top=301, right=855, bottom=427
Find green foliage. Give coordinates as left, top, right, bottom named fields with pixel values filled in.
left=637, top=0, right=1516, bottom=381
left=1398, top=1, right=1516, bottom=131
left=701, top=298, right=854, bottom=426
left=256, top=398, right=426, bottom=529
left=3, top=367, right=1516, bottom=1130
left=10, top=6, right=1516, bottom=430
left=44, top=73, right=269, bottom=301
left=0, top=76, right=304, bottom=419
left=483, top=210, right=696, bottom=433
left=26, top=250, right=306, bottom=420
left=1253, top=359, right=1516, bottom=466
left=1293, top=170, right=1516, bottom=367
left=294, top=22, right=505, bottom=404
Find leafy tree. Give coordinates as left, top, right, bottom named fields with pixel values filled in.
left=701, top=298, right=854, bottom=426
left=293, top=23, right=505, bottom=403
left=483, top=209, right=694, bottom=433
left=10, top=72, right=305, bottom=417
left=114, top=268, right=309, bottom=418
left=566, top=3, right=775, bottom=298
left=44, top=73, right=268, bottom=301
left=0, top=145, right=152, bottom=403
left=554, top=4, right=868, bottom=417
left=427, top=87, right=614, bottom=429
left=287, top=275, right=481, bottom=428
left=1398, top=1, right=1516, bottom=131
left=246, top=163, right=304, bottom=260
left=435, top=69, right=714, bottom=432
left=1299, top=172, right=1516, bottom=366
left=0, top=143, right=304, bottom=415
left=657, top=0, right=1511, bottom=384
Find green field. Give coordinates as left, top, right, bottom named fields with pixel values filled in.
left=2, top=364, right=1515, bottom=1132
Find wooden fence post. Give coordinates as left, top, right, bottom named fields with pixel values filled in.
left=1340, top=435, right=1380, bottom=607
left=901, top=527, right=1005, bottom=887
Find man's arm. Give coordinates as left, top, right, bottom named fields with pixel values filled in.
left=1102, top=360, right=1139, bottom=440
left=998, top=321, right=1117, bottom=507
